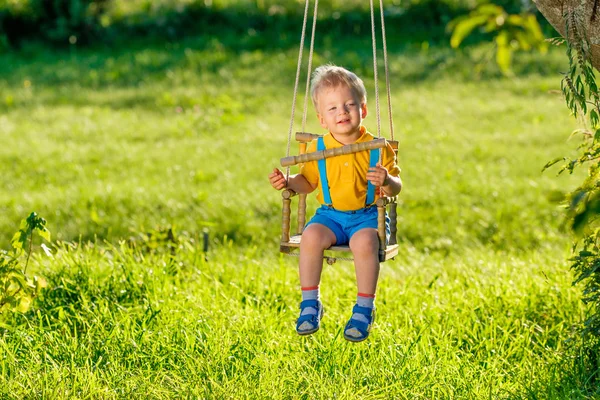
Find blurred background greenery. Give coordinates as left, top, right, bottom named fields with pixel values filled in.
left=0, top=0, right=550, bottom=49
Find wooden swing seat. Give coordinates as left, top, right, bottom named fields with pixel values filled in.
left=280, top=235, right=400, bottom=263
left=279, top=132, right=400, bottom=263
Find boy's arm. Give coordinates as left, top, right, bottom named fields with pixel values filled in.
left=381, top=174, right=402, bottom=197
left=269, top=168, right=317, bottom=194
left=287, top=173, right=317, bottom=194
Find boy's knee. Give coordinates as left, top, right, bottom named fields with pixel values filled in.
left=302, top=225, right=335, bottom=250
left=350, top=230, right=379, bottom=254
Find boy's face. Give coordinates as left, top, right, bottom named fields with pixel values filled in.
left=316, top=84, right=367, bottom=141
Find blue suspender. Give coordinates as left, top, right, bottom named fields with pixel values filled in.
left=365, top=148, right=379, bottom=206
left=317, top=137, right=381, bottom=207
left=317, top=137, right=333, bottom=205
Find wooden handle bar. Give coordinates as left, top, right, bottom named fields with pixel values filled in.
left=281, top=138, right=387, bottom=167
left=295, top=132, right=399, bottom=150
left=296, top=132, right=321, bottom=143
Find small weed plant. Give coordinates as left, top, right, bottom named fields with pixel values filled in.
left=0, top=212, right=49, bottom=323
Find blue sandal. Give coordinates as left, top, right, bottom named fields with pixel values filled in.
left=296, top=299, right=324, bottom=335
left=343, top=305, right=376, bottom=342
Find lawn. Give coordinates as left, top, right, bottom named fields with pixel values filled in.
left=1, top=33, right=598, bottom=398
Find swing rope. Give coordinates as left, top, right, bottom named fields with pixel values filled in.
left=301, top=0, right=319, bottom=136
left=379, top=0, right=395, bottom=143
left=370, top=0, right=381, bottom=147
left=285, top=0, right=312, bottom=182
left=285, top=0, right=395, bottom=177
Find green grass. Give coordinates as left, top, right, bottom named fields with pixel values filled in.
left=0, top=243, right=592, bottom=398
left=0, top=36, right=583, bottom=251
left=1, top=34, right=598, bottom=398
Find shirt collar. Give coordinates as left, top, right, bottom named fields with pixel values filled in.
left=324, top=126, right=372, bottom=147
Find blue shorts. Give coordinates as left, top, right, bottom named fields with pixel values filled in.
left=305, top=205, right=390, bottom=246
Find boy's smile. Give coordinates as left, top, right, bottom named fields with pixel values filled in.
left=316, top=84, right=368, bottom=144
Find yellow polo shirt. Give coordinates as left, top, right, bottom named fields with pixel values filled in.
left=300, top=126, right=401, bottom=211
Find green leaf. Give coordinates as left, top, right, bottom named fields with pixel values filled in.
left=37, top=227, right=51, bottom=242
left=34, top=275, right=47, bottom=293
left=542, top=157, right=565, bottom=171
left=483, top=19, right=498, bottom=33
left=546, top=190, right=566, bottom=203
left=16, top=296, right=31, bottom=313
left=8, top=272, right=30, bottom=291
left=506, top=14, right=526, bottom=27
left=1, top=296, right=17, bottom=310
left=476, top=4, right=504, bottom=16
left=10, top=230, right=26, bottom=253
left=524, top=14, right=545, bottom=42
left=590, top=110, right=599, bottom=129
left=496, top=29, right=508, bottom=46
left=495, top=32, right=512, bottom=75
left=449, top=14, right=489, bottom=48
left=572, top=211, right=588, bottom=234
left=514, top=31, right=531, bottom=51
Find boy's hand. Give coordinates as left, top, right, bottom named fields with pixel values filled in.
left=269, top=168, right=287, bottom=190
left=366, top=163, right=389, bottom=187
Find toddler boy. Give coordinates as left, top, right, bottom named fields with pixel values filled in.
left=269, top=64, right=402, bottom=342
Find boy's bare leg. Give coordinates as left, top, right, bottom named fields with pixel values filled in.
left=345, top=228, right=380, bottom=341
left=299, top=223, right=336, bottom=287
left=296, top=223, right=336, bottom=334
left=349, top=228, right=380, bottom=294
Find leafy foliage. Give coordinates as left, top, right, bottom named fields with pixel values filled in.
left=0, top=212, right=48, bottom=323
left=546, top=14, right=600, bottom=338
left=0, top=0, right=544, bottom=47
left=0, top=0, right=110, bottom=45
left=447, top=2, right=547, bottom=75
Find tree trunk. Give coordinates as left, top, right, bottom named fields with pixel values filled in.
left=533, top=0, right=600, bottom=71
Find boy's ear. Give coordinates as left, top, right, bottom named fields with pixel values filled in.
left=317, top=113, right=327, bottom=129
left=361, top=103, right=368, bottom=118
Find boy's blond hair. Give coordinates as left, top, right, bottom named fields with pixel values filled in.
left=310, top=65, right=367, bottom=109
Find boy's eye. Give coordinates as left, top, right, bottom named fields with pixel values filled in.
left=329, top=107, right=336, bottom=111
